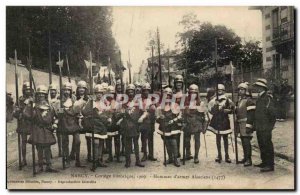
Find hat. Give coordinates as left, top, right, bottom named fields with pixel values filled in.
left=254, top=78, right=268, bottom=89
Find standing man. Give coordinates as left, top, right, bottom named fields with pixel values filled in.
left=119, top=84, right=144, bottom=168
left=183, top=84, right=208, bottom=163
left=26, top=85, right=58, bottom=173
left=13, top=82, right=34, bottom=166
left=105, top=85, right=122, bottom=163
left=58, top=82, right=82, bottom=168
left=48, top=84, right=62, bottom=157
left=156, top=87, right=181, bottom=167
left=207, top=84, right=234, bottom=163
left=235, top=82, right=255, bottom=167
left=253, top=78, right=276, bottom=172
left=173, top=74, right=184, bottom=158
left=139, top=82, right=157, bottom=162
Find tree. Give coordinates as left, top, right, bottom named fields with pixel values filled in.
left=6, top=6, right=119, bottom=79
left=239, top=40, right=263, bottom=72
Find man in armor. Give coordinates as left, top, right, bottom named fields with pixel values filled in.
left=173, top=75, right=184, bottom=158
left=183, top=84, right=208, bottom=163
left=58, top=82, right=83, bottom=168
left=207, top=84, right=234, bottom=163
left=119, top=84, right=145, bottom=168
left=156, top=87, right=182, bottom=167
left=105, top=85, right=122, bottom=163
left=139, top=82, right=157, bottom=162
left=235, top=82, right=255, bottom=167
left=25, top=85, right=58, bottom=173
left=13, top=81, right=34, bottom=166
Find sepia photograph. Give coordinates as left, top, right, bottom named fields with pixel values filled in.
left=5, top=6, right=295, bottom=190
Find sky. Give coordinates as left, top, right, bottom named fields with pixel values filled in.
left=112, top=6, right=262, bottom=81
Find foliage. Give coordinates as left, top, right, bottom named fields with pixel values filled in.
left=6, top=6, right=119, bottom=79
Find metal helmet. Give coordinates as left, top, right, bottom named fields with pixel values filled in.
left=164, top=87, right=173, bottom=96
left=77, top=80, right=87, bottom=89
left=23, top=82, right=31, bottom=90
left=62, top=82, right=72, bottom=91
left=116, top=79, right=122, bottom=85
left=134, top=81, right=142, bottom=87
left=107, top=85, right=116, bottom=94
left=49, top=84, right=57, bottom=91
left=126, top=84, right=135, bottom=91
left=36, top=85, right=48, bottom=94
left=101, top=82, right=109, bottom=91
left=189, top=84, right=199, bottom=93
left=238, top=82, right=248, bottom=90
left=142, top=82, right=151, bottom=90
left=174, top=75, right=184, bottom=83
left=217, top=84, right=225, bottom=91
left=94, top=84, right=105, bottom=93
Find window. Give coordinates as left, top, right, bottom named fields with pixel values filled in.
left=281, top=6, right=287, bottom=10
left=265, top=13, right=271, bottom=19
left=272, top=9, right=279, bottom=29
left=266, top=47, right=274, bottom=52
left=265, top=25, right=271, bottom=30
left=266, top=36, right=271, bottom=41
left=266, top=57, right=272, bottom=62
left=281, top=17, right=288, bottom=23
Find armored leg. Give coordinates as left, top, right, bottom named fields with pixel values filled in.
left=223, top=135, right=231, bottom=163
left=134, top=135, right=144, bottom=167
left=36, top=145, right=44, bottom=172
left=215, top=134, right=222, bottom=163
left=184, top=133, right=193, bottom=160
left=21, top=133, right=28, bottom=166
left=56, top=132, right=62, bottom=157
left=148, top=131, right=156, bottom=161
left=141, top=130, right=148, bottom=161
left=106, top=137, right=113, bottom=163
left=62, top=134, right=70, bottom=167
left=115, top=135, right=122, bottom=162
left=69, top=135, right=76, bottom=160
left=86, top=136, right=92, bottom=162
left=194, top=132, right=200, bottom=163
left=125, top=137, right=132, bottom=168
left=164, top=137, right=173, bottom=164
left=170, top=136, right=180, bottom=167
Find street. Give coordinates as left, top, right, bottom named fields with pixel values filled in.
left=6, top=118, right=295, bottom=190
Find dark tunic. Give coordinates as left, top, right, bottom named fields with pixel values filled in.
left=14, top=96, right=32, bottom=135
left=120, top=100, right=142, bottom=138
left=236, top=97, right=255, bottom=137
left=139, top=98, right=156, bottom=135
left=26, top=103, right=57, bottom=146
left=183, top=101, right=207, bottom=134
left=207, top=95, right=233, bottom=135
left=156, top=103, right=182, bottom=137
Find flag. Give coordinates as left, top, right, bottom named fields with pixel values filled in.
left=56, top=59, right=64, bottom=68
left=84, top=60, right=96, bottom=69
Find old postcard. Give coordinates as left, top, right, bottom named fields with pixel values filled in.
left=6, top=6, right=295, bottom=190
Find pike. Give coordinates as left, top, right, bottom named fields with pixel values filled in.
left=108, top=57, right=112, bottom=85
left=88, top=51, right=96, bottom=172
left=119, top=50, right=124, bottom=92
left=66, top=54, right=71, bottom=83
left=203, top=112, right=211, bottom=158
left=14, top=49, right=22, bottom=170
left=182, top=42, right=188, bottom=165
left=28, top=40, right=36, bottom=176
left=56, top=51, right=65, bottom=169
left=157, top=28, right=166, bottom=166
left=230, top=61, right=239, bottom=164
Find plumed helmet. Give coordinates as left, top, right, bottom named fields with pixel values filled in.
left=174, top=75, right=184, bottom=83
left=238, top=82, right=248, bottom=90
left=77, top=80, right=87, bottom=89
left=126, top=84, right=135, bottom=91
left=23, top=82, right=31, bottom=90
left=142, top=82, right=151, bottom=90
left=164, top=87, right=173, bottom=96
left=217, top=84, right=225, bottom=91
left=62, top=82, right=72, bottom=91
left=94, top=84, right=105, bottom=93
left=49, top=84, right=57, bottom=91
left=36, top=85, right=48, bottom=94
left=107, top=85, right=115, bottom=94
left=189, top=84, right=199, bottom=93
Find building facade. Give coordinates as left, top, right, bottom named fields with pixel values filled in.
left=251, top=6, right=295, bottom=87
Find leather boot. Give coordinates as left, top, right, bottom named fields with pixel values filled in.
left=174, top=158, right=180, bottom=167
left=225, top=154, right=232, bottom=163
left=141, top=153, right=147, bottom=162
